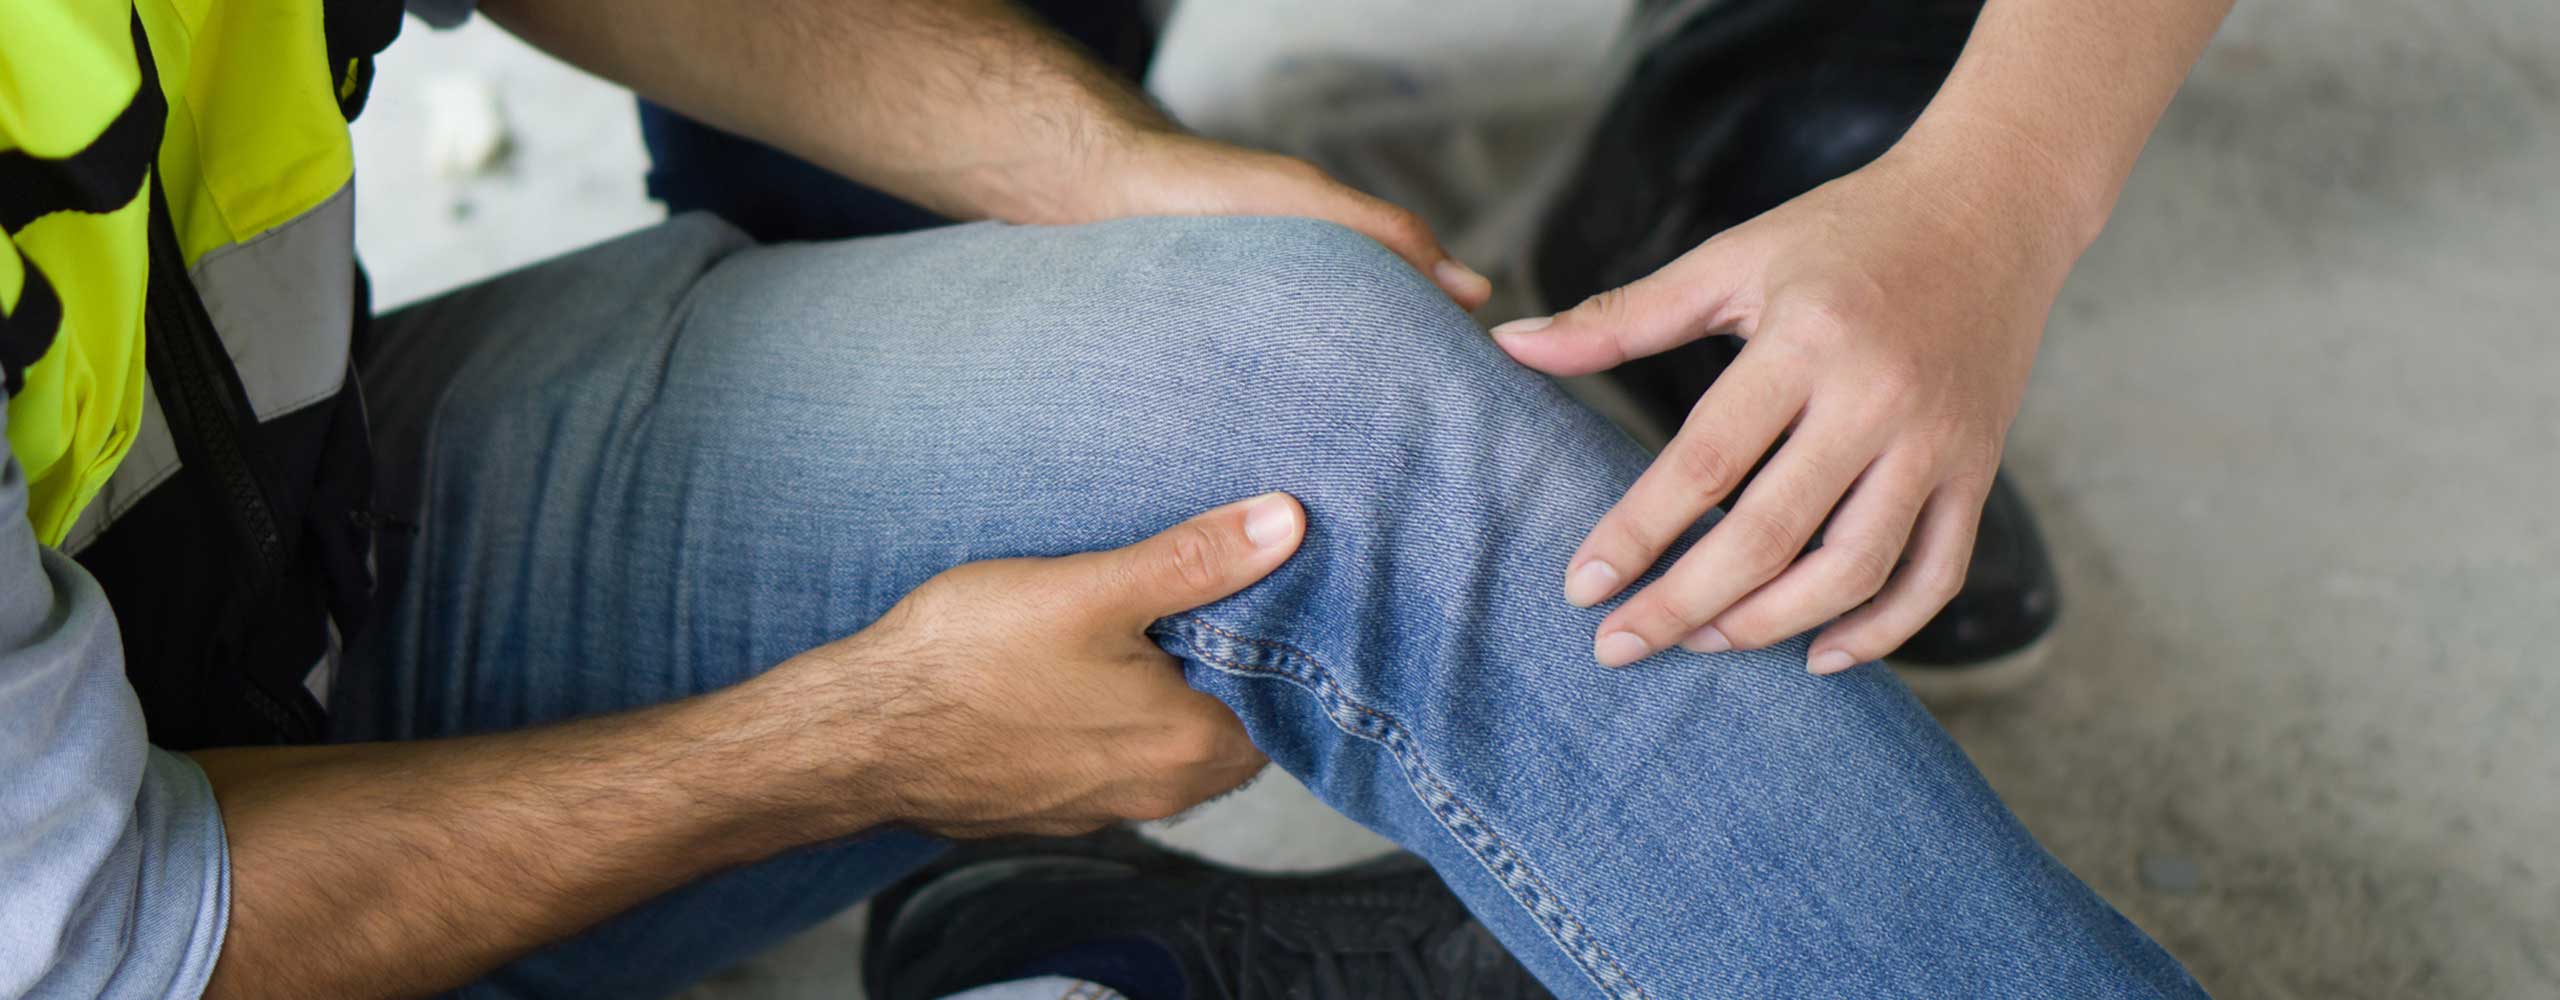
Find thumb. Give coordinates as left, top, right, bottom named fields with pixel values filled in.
left=1489, top=242, right=1744, bottom=376
left=1079, top=492, right=1306, bottom=626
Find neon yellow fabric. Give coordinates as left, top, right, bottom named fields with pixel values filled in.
left=1, top=224, right=17, bottom=308
left=1, top=0, right=352, bottom=545
left=149, top=0, right=356, bottom=261
left=3, top=208, right=151, bottom=543
left=0, top=2, right=138, bottom=157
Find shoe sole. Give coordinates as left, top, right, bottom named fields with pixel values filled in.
left=1887, top=631, right=2054, bottom=708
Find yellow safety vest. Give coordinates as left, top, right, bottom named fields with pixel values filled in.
left=2, top=0, right=400, bottom=748
left=3, top=0, right=382, bottom=545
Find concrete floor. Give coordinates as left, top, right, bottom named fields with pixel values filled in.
left=353, top=2, right=2559, bottom=997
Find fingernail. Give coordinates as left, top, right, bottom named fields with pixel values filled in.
left=1242, top=493, right=1299, bottom=549
left=1807, top=649, right=1857, bottom=675
left=1595, top=631, right=1650, bottom=668
left=1680, top=626, right=1731, bottom=654
left=1563, top=560, right=1621, bottom=606
left=1433, top=259, right=1491, bottom=300
left=1490, top=315, right=1553, bottom=337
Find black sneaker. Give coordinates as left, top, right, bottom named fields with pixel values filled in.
left=862, top=829, right=1553, bottom=1000
left=1530, top=0, right=2056, bottom=700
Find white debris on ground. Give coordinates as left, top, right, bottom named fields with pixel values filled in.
left=352, top=16, right=657, bottom=311
left=421, top=72, right=513, bottom=179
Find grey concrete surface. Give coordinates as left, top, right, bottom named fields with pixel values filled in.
left=350, top=2, right=2559, bottom=997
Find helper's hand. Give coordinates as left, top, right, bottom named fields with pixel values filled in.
left=1065, top=130, right=1493, bottom=310
left=1493, top=144, right=2084, bottom=673
left=775, top=493, right=1304, bottom=838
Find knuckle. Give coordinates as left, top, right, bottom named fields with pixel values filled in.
left=1714, top=598, right=1809, bottom=649
left=1950, top=450, right=2003, bottom=491
left=1945, top=476, right=1997, bottom=510
left=1719, top=510, right=1802, bottom=574
left=1639, top=593, right=1710, bottom=636
left=1664, top=435, right=1746, bottom=494
left=1596, top=515, right=1660, bottom=559
left=1161, top=525, right=1229, bottom=594
left=1782, top=296, right=1862, bottom=344
left=1899, top=435, right=1955, bottom=473
left=1834, top=543, right=1899, bottom=594
left=1571, top=286, right=1637, bottom=326
left=1860, top=356, right=1929, bottom=408
left=1710, top=614, right=1769, bottom=649
left=1935, top=426, right=2003, bottom=471
left=1915, top=557, right=1969, bottom=603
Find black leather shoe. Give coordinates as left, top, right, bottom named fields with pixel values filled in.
left=863, top=829, right=1552, bottom=1000
left=1535, top=0, right=1987, bottom=299
left=1531, top=0, right=2057, bottom=699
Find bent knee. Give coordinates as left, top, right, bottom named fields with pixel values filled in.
left=1225, top=217, right=1444, bottom=315
left=1098, top=216, right=1506, bottom=393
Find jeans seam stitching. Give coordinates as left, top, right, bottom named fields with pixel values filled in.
left=1163, top=613, right=1651, bottom=1000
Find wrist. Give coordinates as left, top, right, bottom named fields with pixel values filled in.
left=1022, top=122, right=1200, bottom=225
left=688, top=656, right=906, bottom=847
left=944, top=47, right=1184, bottom=226
left=1889, top=108, right=2121, bottom=262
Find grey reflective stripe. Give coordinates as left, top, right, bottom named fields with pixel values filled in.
left=193, top=183, right=355, bottom=417
left=59, top=182, right=356, bottom=554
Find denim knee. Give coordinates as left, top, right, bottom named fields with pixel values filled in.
left=659, top=212, right=1585, bottom=529
left=1101, top=216, right=1522, bottom=426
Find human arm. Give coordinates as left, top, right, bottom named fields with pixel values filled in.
left=190, top=491, right=1300, bottom=999
left=474, top=0, right=1489, bottom=305
left=0, top=452, right=1297, bottom=998
left=0, top=379, right=229, bottom=999
left=1493, top=0, right=2234, bottom=669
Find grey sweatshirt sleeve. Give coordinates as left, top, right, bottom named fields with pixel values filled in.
left=2, top=398, right=231, bottom=999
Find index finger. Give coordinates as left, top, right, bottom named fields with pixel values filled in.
left=1563, top=347, right=1807, bottom=608
left=1593, top=410, right=1886, bottom=667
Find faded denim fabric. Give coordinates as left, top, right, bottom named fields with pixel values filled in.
left=342, top=213, right=2207, bottom=1000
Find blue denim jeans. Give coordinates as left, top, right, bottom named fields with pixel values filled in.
left=342, top=212, right=2205, bottom=999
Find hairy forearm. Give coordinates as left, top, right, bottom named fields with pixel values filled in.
left=1899, top=0, right=2233, bottom=250
left=190, top=666, right=888, bottom=1000
left=481, top=0, right=1170, bottom=223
